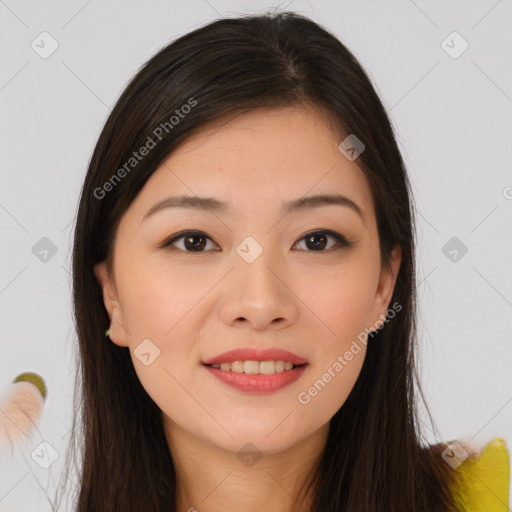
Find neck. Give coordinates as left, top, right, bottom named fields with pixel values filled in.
left=163, top=418, right=328, bottom=512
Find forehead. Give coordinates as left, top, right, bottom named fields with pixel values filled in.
left=129, top=105, right=374, bottom=223
left=169, top=105, right=341, bottom=170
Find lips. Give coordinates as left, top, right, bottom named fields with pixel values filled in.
left=201, top=347, right=308, bottom=366
left=203, top=363, right=307, bottom=394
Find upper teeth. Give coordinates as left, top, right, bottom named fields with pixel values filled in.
left=210, top=360, right=296, bottom=374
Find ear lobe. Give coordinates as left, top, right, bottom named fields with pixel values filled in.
left=93, top=261, right=118, bottom=321
left=93, top=261, right=129, bottom=348
left=370, top=245, right=402, bottom=331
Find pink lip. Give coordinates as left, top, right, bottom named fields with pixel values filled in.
left=203, top=364, right=308, bottom=394
left=201, top=348, right=308, bottom=365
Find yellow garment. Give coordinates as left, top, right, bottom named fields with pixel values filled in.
left=451, top=437, right=510, bottom=511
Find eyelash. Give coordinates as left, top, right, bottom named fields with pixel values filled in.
left=160, top=229, right=353, bottom=253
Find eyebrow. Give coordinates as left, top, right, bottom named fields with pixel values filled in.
left=142, top=193, right=365, bottom=222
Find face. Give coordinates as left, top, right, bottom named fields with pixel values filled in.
left=94, top=104, right=401, bottom=456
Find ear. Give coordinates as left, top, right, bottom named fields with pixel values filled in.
left=368, top=245, right=402, bottom=332
left=93, top=261, right=129, bottom=347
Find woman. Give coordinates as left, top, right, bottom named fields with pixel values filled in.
left=62, top=10, right=508, bottom=512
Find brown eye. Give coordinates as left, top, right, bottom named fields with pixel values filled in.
left=161, top=229, right=352, bottom=253
left=162, top=231, right=218, bottom=252
left=293, top=230, right=351, bottom=252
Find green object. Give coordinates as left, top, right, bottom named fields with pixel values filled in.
left=12, top=372, right=47, bottom=400
left=105, top=328, right=110, bottom=338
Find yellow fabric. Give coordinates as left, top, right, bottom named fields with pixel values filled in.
left=451, top=437, right=510, bottom=512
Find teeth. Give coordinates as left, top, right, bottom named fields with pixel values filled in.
left=232, top=361, right=244, bottom=373
left=244, top=360, right=260, bottom=374
left=209, top=360, right=299, bottom=374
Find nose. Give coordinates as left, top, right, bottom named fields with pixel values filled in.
left=217, top=248, right=299, bottom=331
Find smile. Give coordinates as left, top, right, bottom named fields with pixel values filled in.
left=206, top=360, right=303, bottom=374
left=202, top=361, right=308, bottom=394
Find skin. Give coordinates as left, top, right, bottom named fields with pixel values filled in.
left=94, top=104, right=401, bottom=512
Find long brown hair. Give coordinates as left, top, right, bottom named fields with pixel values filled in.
left=59, top=10, right=459, bottom=511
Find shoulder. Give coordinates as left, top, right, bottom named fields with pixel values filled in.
left=448, top=437, right=510, bottom=512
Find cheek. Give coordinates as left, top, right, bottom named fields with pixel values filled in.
left=121, top=273, right=201, bottom=427
left=119, top=262, right=202, bottom=339
left=287, top=263, right=374, bottom=416
left=119, top=264, right=211, bottom=388
left=295, top=260, right=378, bottom=344
left=298, top=344, right=367, bottom=424
left=297, top=304, right=368, bottom=420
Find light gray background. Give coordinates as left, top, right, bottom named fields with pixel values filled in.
left=1, top=1, right=511, bottom=510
